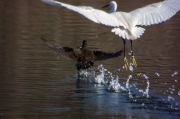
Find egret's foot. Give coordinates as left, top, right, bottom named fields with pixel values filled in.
left=124, top=57, right=129, bottom=70
left=132, top=56, right=137, bottom=67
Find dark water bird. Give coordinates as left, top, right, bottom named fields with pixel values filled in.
left=41, top=37, right=123, bottom=72
left=41, top=0, right=180, bottom=69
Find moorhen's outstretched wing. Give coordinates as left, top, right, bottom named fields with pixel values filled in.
left=41, top=37, right=77, bottom=60
left=93, top=49, right=123, bottom=61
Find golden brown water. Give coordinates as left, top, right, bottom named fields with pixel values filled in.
left=0, top=0, right=180, bottom=118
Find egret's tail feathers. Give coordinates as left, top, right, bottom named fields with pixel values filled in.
left=111, top=26, right=145, bottom=40
left=132, top=27, right=145, bottom=39
left=111, top=27, right=131, bottom=40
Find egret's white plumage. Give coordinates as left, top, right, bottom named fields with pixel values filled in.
left=41, top=0, right=180, bottom=40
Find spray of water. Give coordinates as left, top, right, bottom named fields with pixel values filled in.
left=108, top=75, right=126, bottom=92
left=94, top=65, right=106, bottom=84
left=137, top=73, right=150, bottom=98
left=126, top=75, right=133, bottom=98
left=129, top=63, right=134, bottom=72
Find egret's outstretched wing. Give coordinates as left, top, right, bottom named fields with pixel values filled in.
left=130, top=0, right=180, bottom=26
left=41, top=0, right=125, bottom=27
left=41, top=37, right=77, bottom=60
left=93, top=49, right=123, bottom=61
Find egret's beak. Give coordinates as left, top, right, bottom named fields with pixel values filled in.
left=102, top=4, right=110, bottom=8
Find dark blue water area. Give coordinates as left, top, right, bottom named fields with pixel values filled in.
left=31, top=75, right=180, bottom=119
left=0, top=0, right=180, bottom=118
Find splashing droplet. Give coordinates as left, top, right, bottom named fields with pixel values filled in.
left=126, top=75, right=133, bottom=98
left=168, top=95, right=175, bottom=101
left=142, top=103, right=145, bottom=107
left=143, top=74, right=149, bottom=80
left=108, top=75, right=126, bottom=92
left=155, top=72, right=160, bottom=76
left=129, top=63, right=133, bottom=72
left=171, top=71, right=178, bottom=77
left=95, top=65, right=106, bottom=84
left=128, top=52, right=131, bottom=55
left=178, top=91, right=180, bottom=96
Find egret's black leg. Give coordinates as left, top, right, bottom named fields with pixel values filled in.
left=130, top=40, right=137, bottom=67
left=130, top=40, right=133, bottom=56
left=123, top=39, right=128, bottom=70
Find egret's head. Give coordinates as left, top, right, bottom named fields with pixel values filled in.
left=102, top=1, right=117, bottom=13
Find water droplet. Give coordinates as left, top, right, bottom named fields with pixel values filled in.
left=168, top=95, right=174, bottom=101
left=108, top=75, right=126, bottom=92
left=155, top=72, right=160, bottom=76
left=137, top=73, right=141, bottom=76
left=178, top=91, right=180, bottom=96
left=128, top=75, right=132, bottom=79
left=139, top=89, right=143, bottom=93
left=142, top=103, right=145, bottom=106
left=143, top=74, right=149, bottom=80
left=171, top=71, right=178, bottom=77
left=129, top=63, right=133, bottom=72
left=128, top=52, right=131, bottom=55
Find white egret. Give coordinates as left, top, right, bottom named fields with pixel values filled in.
left=41, top=0, right=180, bottom=69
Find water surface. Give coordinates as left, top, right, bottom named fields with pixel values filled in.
left=0, top=0, right=180, bottom=119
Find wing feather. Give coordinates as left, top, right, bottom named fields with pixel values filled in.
left=41, top=0, right=125, bottom=27
left=130, top=0, right=180, bottom=26
left=41, top=37, right=77, bottom=60
left=94, top=49, right=123, bottom=61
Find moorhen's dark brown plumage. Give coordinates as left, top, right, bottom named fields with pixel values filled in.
left=41, top=37, right=123, bottom=71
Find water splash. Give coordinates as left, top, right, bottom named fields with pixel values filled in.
left=77, top=69, right=96, bottom=83
left=79, top=70, right=89, bottom=77
left=137, top=73, right=150, bottom=98
left=95, top=65, right=106, bottom=84
left=168, top=95, right=175, bottom=102
left=129, top=63, right=133, bottom=72
left=169, top=85, right=175, bottom=94
left=126, top=75, right=133, bottom=98
left=144, top=80, right=150, bottom=98
left=108, top=75, right=126, bottom=92
left=171, top=71, right=178, bottom=77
